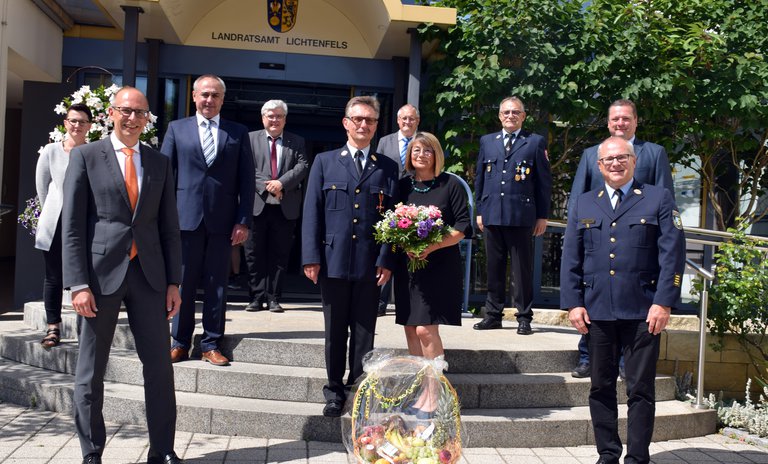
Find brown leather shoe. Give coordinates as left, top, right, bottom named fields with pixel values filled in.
left=201, top=349, right=230, bottom=366
left=170, top=347, right=188, bottom=363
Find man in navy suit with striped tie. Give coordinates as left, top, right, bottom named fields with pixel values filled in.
left=162, top=75, right=255, bottom=367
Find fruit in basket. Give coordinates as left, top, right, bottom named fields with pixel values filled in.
left=438, top=449, right=452, bottom=463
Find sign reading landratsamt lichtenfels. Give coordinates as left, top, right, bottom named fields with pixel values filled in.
left=209, top=32, right=348, bottom=50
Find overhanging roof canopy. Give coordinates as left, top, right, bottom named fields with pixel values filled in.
left=62, top=0, right=457, bottom=59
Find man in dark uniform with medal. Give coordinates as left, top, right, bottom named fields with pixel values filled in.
left=473, top=96, right=552, bottom=334
left=561, top=136, right=685, bottom=464
left=301, top=96, right=399, bottom=417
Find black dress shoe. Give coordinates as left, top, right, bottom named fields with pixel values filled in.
left=619, top=365, right=626, bottom=381
left=245, top=300, right=264, bottom=312
left=473, top=318, right=502, bottom=330
left=323, top=399, right=344, bottom=417
left=517, top=320, right=533, bottom=335
left=147, top=450, right=183, bottom=464
left=571, top=362, right=591, bottom=378
left=82, top=454, right=102, bottom=464
left=268, top=301, right=284, bottom=313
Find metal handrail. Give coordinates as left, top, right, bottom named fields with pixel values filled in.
left=685, top=258, right=714, bottom=409
left=447, top=172, right=475, bottom=315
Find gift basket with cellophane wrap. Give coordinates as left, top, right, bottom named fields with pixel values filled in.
left=342, top=350, right=463, bottom=464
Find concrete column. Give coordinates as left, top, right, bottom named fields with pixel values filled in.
left=120, top=5, right=143, bottom=87
left=0, top=0, right=9, bottom=198
left=407, top=28, right=421, bottom=107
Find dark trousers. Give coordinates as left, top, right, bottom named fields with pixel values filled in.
left=243, top=206, right=296, bottom=304
left=42, top=222, right=63, bottom=325
left=483, top=225, right=534, bottom=322
left=319, top=277, right=379, bottom=403
left=74, top=259, right=176, bottom=457
left=579, top=333, right=625, bottom=369
left=589, top=320, right=660, bottom=464
left=172, top=222, right=231, bottom=352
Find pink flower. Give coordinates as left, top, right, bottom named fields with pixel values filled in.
left=426, top=206, right=442, bottom=219
left=397, top=218, right=412, bottom=228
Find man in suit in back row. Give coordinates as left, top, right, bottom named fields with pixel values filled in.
left=374, top=103, right=419, bottom=315
left=62, top=87, right=183, bottom=464
left=568, top=99, right=675, bottom=379
left=561, top=136, right=685, bottom=464
left=244, top=99, right=308, bottom=313
left=302, top=96, right=399, bottom=417
left=162, top=74, right=255, bottom=367
left=473, top=96, right=552, bottom=335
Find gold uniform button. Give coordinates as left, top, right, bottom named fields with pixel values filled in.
left=609, top=253, right=615, bottom=259
left=352, top=234, right=357, bottom=239
left=331, top=185, right=337, bottom=190
left=611, top=222, right=616, bottom=227
left=610, top=270, right=615, bottom=276
left=353, top=218, right=358, bottom=224
left=641, top=218, right=646, bottom=224
left=651, top=279, right=656, bottom=284
left=354, top=204, right=359, bottom=209
left=610, top=237, right=616, bottom=243
left=355, top=188, right=360, bottom=194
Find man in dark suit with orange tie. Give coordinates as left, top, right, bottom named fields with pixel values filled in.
left=162, top=75, right=255, bottom=367
left=244, top=99, right=308, bottom=312
left=63, top=87, right=183, bottom=464
left=473, top=96, right=552, bottom=335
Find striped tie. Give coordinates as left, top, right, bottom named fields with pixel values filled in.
left=202, top=119, right=216, bottom=166
left=400, top=137, right=411, bottom=167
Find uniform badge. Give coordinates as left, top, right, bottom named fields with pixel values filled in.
left=598, top=190, right=605, bottom=198
left=673, top=273, right=682, bottom=287
left=486, top=164, right=492, bottom=173
left=633, top=189, right=642, bottom=195
left=672, top=210, right=683, bottom=230
left=581, top=218, right=595, bottom=228
left=341, top=150, right=348, bottom=157
left=495, top=134, right=502, bottom=140
left=370, top=154, right=377, bottom=162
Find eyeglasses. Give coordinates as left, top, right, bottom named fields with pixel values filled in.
left=398, top=116, right=419, bottom=122
left=65, top=118, right=91, bottom=126
left=112, top=106, right=150, bottom=119
left=265, top=114, right=286, bottom=121
left=411, top=148, right=434, bottom=158
left=500, top=110, right=524, bottom=117
left=346, top=116, right=378, bottom=126
left=598, top=154, right=632, bottom=165
left=197, top=92, right=223, bottom=100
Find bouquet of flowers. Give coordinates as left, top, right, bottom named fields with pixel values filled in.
left=17, top=196, right=40, bottom=236
left=374, top=203, right=450, bottom=272
left=343, top=351, right=463, bottom=464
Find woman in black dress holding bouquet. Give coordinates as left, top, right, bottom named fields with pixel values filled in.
left=394, top=132, right=473, bottom=361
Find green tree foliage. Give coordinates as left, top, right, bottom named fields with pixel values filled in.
left=419, top=0, right=768, bottom=224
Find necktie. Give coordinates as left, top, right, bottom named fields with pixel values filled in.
left=614, top=189, right=624, bottom=211
left=505, top=133, right=515, bottom=154
left=121, top=147, right=139, bottom=260
left=202, top=119, right=216, bottom=167
left=400, top=137, right=411, bottom=167
left=354, top=150, right=364, bottom=176
left=270, top=136, right=279, bottom=180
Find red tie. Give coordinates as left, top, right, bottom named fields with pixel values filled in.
left=270, top=136, right=279, bottom=180
left=121, top=147, right=138, bottom=260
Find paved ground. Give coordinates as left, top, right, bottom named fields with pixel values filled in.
left=1, top=403, right=766, bottom=464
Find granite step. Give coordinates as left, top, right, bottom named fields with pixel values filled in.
left=0, top=357, right=716, bottom=447
left=0, top=328, right=677, bottom=408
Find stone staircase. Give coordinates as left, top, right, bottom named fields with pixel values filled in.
left=0, top=302, right=716, bottom=448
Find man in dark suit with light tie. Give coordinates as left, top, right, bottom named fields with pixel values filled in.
left=561, top=136, right=685, bottom=464
left=244, top=99, right=308, bottom=312
left=162, top=75, right=255, bottom=367
left=62, top=87, right=183, bottom=464
left=473, top=96, right=552, bottom=335
left=374, top=103, right=419, bottom=315
left=302, top=96, right=399, bottom=417
left=569, top=99, right=675, bottom=379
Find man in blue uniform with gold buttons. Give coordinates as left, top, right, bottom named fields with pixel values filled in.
left=561, top=136, right=685, bottom=464
left=473, top=96, right=552, bottom=334
left=301, top=96, right=399, bottom=417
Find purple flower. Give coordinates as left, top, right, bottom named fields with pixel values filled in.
left=416, top=221, right=430, bottom=239
left=389, top=220, right=397, bottom=228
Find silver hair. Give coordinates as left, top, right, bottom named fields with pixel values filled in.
left=193, top=74, right=227, bottom=93
left=597, top=136, right=636, bottom=160
left=397, top=104, right=420, bottom=119
left=261, top=100, right=288, bottom=116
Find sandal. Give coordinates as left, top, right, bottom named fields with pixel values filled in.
left=41, top=328, right=61, bottom=348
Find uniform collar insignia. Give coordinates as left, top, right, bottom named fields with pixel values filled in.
left=495, top=134, right=501, bottom=139
left=370, top=154, right=377, bottom=162
left=341, top=150, right=348, bottom=157
left=598, top=190, right=605, bottom=198
left=633, top=188, right=642, bottom=195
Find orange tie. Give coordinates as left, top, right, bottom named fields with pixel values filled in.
left=121, top=147, right=139, bottom=260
